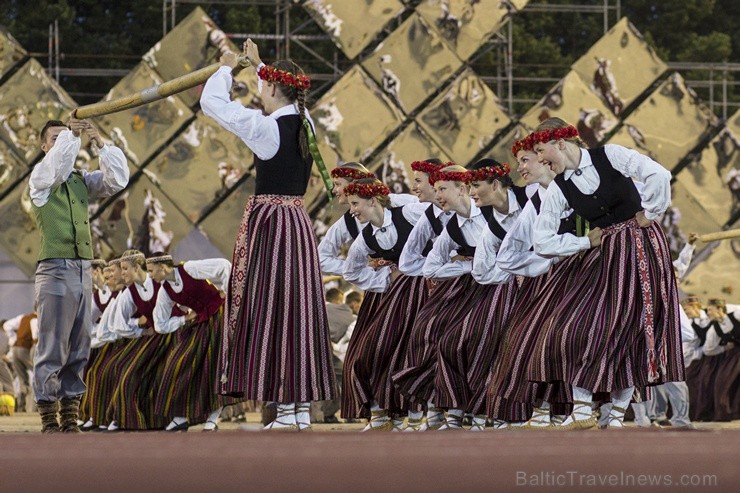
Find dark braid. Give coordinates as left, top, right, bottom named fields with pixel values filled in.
left=272, top=60, right=310, bottom=160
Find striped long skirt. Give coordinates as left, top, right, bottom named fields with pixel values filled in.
left=107, top=333, right=174, bottom=430
left=435, top=278, right=518, bottom=416
left=487, top=257, right=581, bottom=421
left=85, top=339, right=129, bottom=426
left=527, top=219, right=684, bottom=393
left=392, top=275, right=484, bottom=410
left=220, top=195, right=335, bottom=403
left=155, top=308, right=243, bottom=424
left=343, top=275, right=427, bottom=418
left=79, top=345, right=102, bottom=421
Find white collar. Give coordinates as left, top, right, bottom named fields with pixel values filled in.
left=455, top=199, right=481, bottom=226
left=370, top=209, right=393, bottom=235
left=563, top=148, right=593, bottom=180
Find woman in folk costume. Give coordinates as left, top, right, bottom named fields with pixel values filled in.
left=106, top=250, right=179, bottom=431
left=80, top=260, right=116, bottom=430
left=81, top=258, right=129, bottom=431
left=392, top=165, right=488, bottom=430
left=146, top=253, right=243, bottom=432
left=487, top=140, right=582, bottom=429
left=319, top=162, right=419, bottom=276
left=433, top=159, right=524, bottom=431
left=341, top=179, right=428, bottom=430
left=201, top=39, right=334, bottom=431
left=691, top=298, right=740, bottom=421
left=527, top=117, right=683, bottom=429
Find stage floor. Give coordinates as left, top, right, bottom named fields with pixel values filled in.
left=2, top=414, right=739, bottom=492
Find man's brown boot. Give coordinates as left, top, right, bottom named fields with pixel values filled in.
left=59, top=397, right=82, bottom=433
left=38, top=400, right=60, bottom=433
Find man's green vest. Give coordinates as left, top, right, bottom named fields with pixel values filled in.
left=31, top=171, right=94, bottom=261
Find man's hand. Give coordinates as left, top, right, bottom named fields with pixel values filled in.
left=84, top=123, right=104, bottom=149
left=587, top=227, right=603, bottom=248
left=635, top=210, right=653, bottom=228
left=688, top=232, right=699, bottom=245
left=67, top=117, right=85, bottom=137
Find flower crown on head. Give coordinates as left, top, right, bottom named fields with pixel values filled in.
left=331, top=167, right=376, bottom=181
left=344, top=182, right=390, bottom=198
left=511, top=137, right=533, bottom=156
left=410, top=160, right=447, bottom=174
left=469, top=163, right=511, bottom=182
left=527, top=125, right=579, bottom=147
left=257, top=64, right=311, bottom=90
left=146, top=254, right=173, bottom=265
left=429, top=170, right=472, bottom=186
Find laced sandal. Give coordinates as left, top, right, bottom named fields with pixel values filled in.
left=524, top=406, right=553, bottom=429
left=491, top=419, right=510, bottom=430
left=438, top=416, right=463, bottom=431
left=403, top=417, right=424, bottom=432
left=469, top=416, right=487, bottom=431
left=607, top=405, right=627, bottom=428
left=561, top=400, right=597, bottom=430
left=295, top=403, right=312, bottom=431
left=264, top=407, right=298, bottom=431
left=363, top=410, right=392, bottom=432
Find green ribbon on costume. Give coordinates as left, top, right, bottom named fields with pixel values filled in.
left=575, top=214, right=590, bottom=237
left=303, top=119, right=333, bottom=202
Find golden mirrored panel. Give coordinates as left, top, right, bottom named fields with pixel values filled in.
left=0, top=27, right=27, bottom=78
left=519, top=71, right=618, bottom=148
left=485, top=124, right=532, bottom=186
left=610, top=73, right=719, bottom=171
left=93, top=172, right=193, bottom=256
left=417, top=68, right=510, bottom=165
left=0, top=140, right=29, bottom=198
left=676, top=127, right=739, bottom=227
left=415, top=0, right=528, bottom=61
left=571, top=18, right=668, bottom=116
left=143, top=7, right=260, bottom=108
left=145, top=113, right=253, bottom=224
left=302, top=0, right=405, bottom=60
left=682, top=235, right=739, bottom=300
left=312, top=65, right=405, bottom=162
left=0, top=59, right=77, bottom=163
left=661, top=182, right=721, bottom=278
left=0, top=185, right=40, bottom=276
left=197, top=177, right=255, bottom=257
left=94, top=63, right=194, bottom=168
left=361, top=13, right=463, bottom=114
left=369, top=122, right=452, bottom=194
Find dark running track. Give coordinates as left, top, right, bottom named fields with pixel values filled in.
left=2, top=429, right=738, bottom=492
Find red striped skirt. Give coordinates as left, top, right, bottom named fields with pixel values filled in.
left=342, top=274, right=428, bottom=418
left=435, top=278, right=518, bottom=415
left=155, top=308, right=244, bottom=424
left=85, top=339, right=129, bottom=426
left=391, top=275, right=484, bottom=410
left=487, top=257, right=581, bottom=420
left=220, top=195, right=335, bottom=402
left=341, top=290, right=385, bottom=418
left=527, top=219, right=684, bottom=392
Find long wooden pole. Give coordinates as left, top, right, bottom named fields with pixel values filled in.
left=698, top=229, right=740, bottom=242
left=73, top=56, right=249, bottom=119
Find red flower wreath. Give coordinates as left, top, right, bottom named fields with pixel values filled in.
left=257, top=65, right=311, bottom=90
left=469, top=163, right=511, bottom=182
left=527, top=125, right=579, bottom=146
left=344, top=182, right=390, bottom=198
left=410, top=160, right=447, bottom=174
left=429, top=170, right=472, bottom=185
left=330, top=167, right=376, bottom=181
left=511, top=137, right=533, bottom=156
